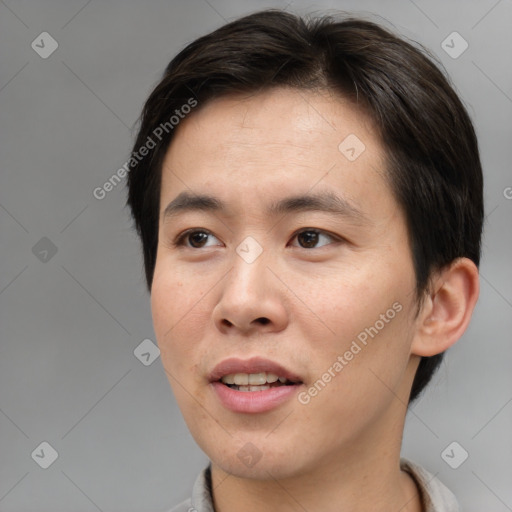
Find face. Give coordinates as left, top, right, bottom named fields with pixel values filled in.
left=151, top=87, right=421, bottom=480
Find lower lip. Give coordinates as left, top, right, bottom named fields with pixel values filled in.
left=211, top=381, right=301, bottom=413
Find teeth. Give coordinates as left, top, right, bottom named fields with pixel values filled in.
left=220, top=372, right=289, bottom=385
left=248, top=373, right=266, bottom=385
left=234, top=373, right=249, bottom=385
left=237, top=385, right=271, bottom=392
left=222, top=374, right=235, bottom=384
left=249, top=385, right=270, bottom=391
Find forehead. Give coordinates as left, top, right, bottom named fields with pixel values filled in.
left=160, top=87, right=397, bottom=222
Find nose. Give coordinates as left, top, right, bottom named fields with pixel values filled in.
left=212, top=251, right=289, bottom=336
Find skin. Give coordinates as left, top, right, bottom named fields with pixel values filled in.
left=151, top=87, right=479, bottom=512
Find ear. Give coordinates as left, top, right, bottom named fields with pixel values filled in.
left=411, top=257, right=480, bottom=357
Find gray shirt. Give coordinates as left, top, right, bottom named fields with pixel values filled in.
left=166, top=458, right=459, bottom=512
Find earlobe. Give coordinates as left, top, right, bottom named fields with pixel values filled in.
left=411, top=258, right=480, bottom=357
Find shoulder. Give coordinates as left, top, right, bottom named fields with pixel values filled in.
left=400, top=458, right=459, bottom=512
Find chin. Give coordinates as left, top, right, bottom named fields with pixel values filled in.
left=214, top=453, right=303, bottom=481
left=204, top=433, right=309, bottom=481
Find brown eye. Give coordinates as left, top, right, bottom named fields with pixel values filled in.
left=293, top=229, right=337, bottom=249
left=174, top=229, right=221, bottom=249
left=188, top=231, right=209, bottom=248
left=297, top=230, right=319, bottom=248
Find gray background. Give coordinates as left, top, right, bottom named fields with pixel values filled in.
left=0, top=0, right=511, bottom=510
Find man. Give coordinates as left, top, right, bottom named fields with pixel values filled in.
left=127, top=9, right=483, bottom=512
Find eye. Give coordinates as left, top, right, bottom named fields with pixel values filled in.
left=173, top=228, right=339, bottom=250
left=290, top=229, right=337, bottom=249
left=174, top=229, right=222, bottom=248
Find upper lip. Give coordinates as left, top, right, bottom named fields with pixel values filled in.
left=208, top=357, right=303, bottom=383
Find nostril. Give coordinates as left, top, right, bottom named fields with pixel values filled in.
left=220, top=317, right=270, bottom=328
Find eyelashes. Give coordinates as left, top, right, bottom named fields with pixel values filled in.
left=174, top=229, right=221, bottom=249
left=172, top=228, right=340, bottom=250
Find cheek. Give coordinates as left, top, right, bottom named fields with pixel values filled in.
left=297, top=308, right=415, bottom=445
left=151, top=258, right=206, bottom=329
left=302, top=264, right=415, bottom=380
left=150, top=266, right=207, bottom=369
left=298, top=266, right=390, bottom=343
left=151, top=276, right=212, bottom=423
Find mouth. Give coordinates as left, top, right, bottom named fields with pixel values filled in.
left=209, top=357, right=304, bottom=413
left=219, top=371, right=300, bottom=392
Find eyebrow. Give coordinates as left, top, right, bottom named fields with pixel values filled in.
left=162, top=190, right=370, bottom=225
